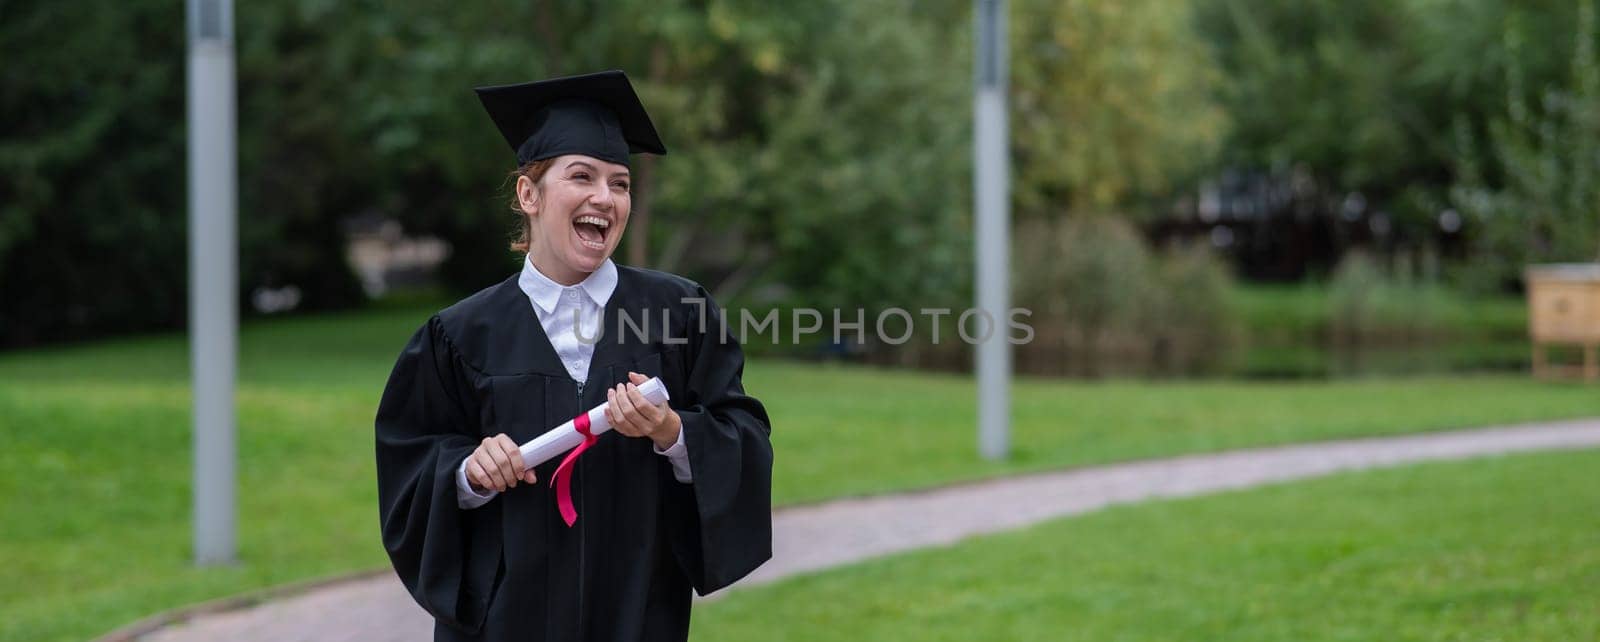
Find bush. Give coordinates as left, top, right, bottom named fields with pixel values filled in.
left=1014, top=215, right=1239, bottom=376
left=1147, top=242, right=1240, bottom=375
left=1328, top=250, right=1456, bottom=345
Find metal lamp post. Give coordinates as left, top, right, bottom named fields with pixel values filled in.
left=974, top=0, right=1011, bottom=460
left=187, top=0, right=238, bottom=566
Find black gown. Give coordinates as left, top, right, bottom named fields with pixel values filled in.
left=375, top=265, right=773, bottom=641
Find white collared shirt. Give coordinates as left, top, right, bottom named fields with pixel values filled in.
left=456, top=256, right=691, bottom=509
left=519, top=253, right=618, bottom=383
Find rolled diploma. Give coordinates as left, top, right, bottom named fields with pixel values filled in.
left=518, top=377, right=671, bottom=468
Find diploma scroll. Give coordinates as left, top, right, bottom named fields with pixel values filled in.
left=518, top=377, right=671, bottom=469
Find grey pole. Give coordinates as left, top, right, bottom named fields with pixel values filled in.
left=187, top=0, right=238, bottom=566
left=974, top=0, right=1011, bottom=460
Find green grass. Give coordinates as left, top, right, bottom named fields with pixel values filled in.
left=2, top=304, right=1597, bottom=641
left=694, top=448, right=1600, bottom=641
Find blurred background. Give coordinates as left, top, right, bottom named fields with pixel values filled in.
left=3, top=1, right=1599, bottom=641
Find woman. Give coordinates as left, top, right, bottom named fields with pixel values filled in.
left=375, top=70, right=773, bottom=642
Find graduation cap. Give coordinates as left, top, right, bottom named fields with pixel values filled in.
left=475, top=70, right=667, bottom=167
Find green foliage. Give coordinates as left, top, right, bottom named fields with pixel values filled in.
left=1198, top=0, right=1425, bottom=188
left=1328, top=250, right=1528, bottom=345
left=0, top=0, right=188, bottom=344
left=1011, top=0, right=1227, bottom=215
left=1195, top=0, right=1474, bottom=254
left=1328, top=250, right=1400, bottom=342
left=1018, top=215, right=1150, bottom=351
left=1198, top=0, right=1600, bottom=278
left=1149, top=242, right=1241, bottom=374
left=282, top=0, right=975, bottom=314
left=0, top=1, right=983, bottom=346
left=1015, top=215, right=1239, bottom=375
left=738, top=0, right=973, bottom=311
left=1451, top=1, right=1600, bottom=288
left=695, top=449, right=1600, bottom=641
left=10, top=0, right=1596, bottom=350
left=1227, top=280, right=1529, bottom=377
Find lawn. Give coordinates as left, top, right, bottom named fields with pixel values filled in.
left=1, top=304, right=1597, bottom=641
left=693, top=448, right=1600, bottom=641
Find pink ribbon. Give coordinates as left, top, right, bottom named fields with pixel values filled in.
left=551, top=412, right=597, bottom=527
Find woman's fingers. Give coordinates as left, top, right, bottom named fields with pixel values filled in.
left=505, top=434, right=535, bottom=483
left=493, top=434, right=526, bottom=481
left=468, top=435, right=534, bottom=492
left=613, top=382, right=648, bottom=437
left=465, top=456, right=492, bottom=492
left=609, top=384, right=638, bottom=435
left=624, top=373, right=659, bottom=423
left=625, top=384, right=661, bottom=424
left=480, top=436, right=517, bottom=489
left=605, top=378, right=673, bottom=444
left=474, top=445, right=508, bottom=491
left=606, top=387, right=631, bottom=436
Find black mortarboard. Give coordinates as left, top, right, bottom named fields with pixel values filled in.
left=475, top=70, right=667, bottom=167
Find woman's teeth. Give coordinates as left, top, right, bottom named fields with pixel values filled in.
left=574, top=215, right=609, bottom=250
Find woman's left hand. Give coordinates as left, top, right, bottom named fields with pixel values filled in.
left=607, top=371, right=681, bottom=449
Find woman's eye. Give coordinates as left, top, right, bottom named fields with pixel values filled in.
left=572, top=172, right=590, bottom=181
left=613, top=182, right=631, bottom=191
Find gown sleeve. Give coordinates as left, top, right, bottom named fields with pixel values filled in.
left=667, top=288, right=775, bottom=594
left=375, top=315, right=500, bottom=634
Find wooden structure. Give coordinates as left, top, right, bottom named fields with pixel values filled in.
left=1526, top=264, right=1600, bottom=380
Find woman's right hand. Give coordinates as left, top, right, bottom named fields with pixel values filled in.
left=466, top=433, right=536, bottom=492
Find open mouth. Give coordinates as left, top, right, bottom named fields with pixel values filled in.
left=572, top=215, right=611, bottom=251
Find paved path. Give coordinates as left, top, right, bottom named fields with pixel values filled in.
left=117, top=419, right=1600, bottom=642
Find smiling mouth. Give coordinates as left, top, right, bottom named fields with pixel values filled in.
left=573, top=215, right=610, bottom=251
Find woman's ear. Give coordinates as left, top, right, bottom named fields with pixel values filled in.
left=516, top=175, right=540, bottom=217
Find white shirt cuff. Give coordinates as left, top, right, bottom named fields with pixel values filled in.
left=456, top=454, right=498, bottom=509
left=653, top=428, right=693, bottom=483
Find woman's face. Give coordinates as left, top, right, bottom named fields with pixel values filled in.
left=519, top=154, right=632, bottom=284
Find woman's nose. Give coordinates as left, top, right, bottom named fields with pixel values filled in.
left=588, top=185, right=614, bottom=211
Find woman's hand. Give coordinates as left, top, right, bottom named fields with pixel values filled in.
left=607, top=371, right=681, bottom=449
left=466, top=433, right=536, bottom=493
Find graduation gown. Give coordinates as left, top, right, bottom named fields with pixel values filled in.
left=375, top=265, right=773, bottom=641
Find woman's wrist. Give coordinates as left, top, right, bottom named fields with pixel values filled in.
left=651, top=410, right=683, bottom=450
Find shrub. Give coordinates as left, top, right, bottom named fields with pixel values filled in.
left=1014, top=215, right=1239, bottom=376
left=1147, top=242, right=1240, bottom=375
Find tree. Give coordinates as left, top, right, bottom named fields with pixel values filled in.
left=1451, top=0, right=1600, bottom=286
left=0, top=0, right=188, bottom=345
left=1012, top=0, right=1227, bottom=217
left=741, top=0, right=974, bottom=311
left=1194, top=0, right=1595, bottom=283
